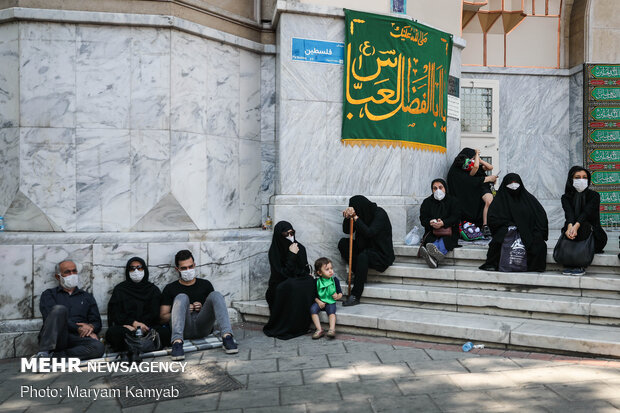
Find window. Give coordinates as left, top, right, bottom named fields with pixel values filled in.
left=460, top=79, right=499, bottom=138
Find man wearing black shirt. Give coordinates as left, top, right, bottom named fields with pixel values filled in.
left=160, top=250, right=238, bottom=360
left=34, top=259, right=104, bottom=360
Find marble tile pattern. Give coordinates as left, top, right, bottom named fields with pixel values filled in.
left=0, top=245, right=34, bottom=320
left=569, top=71, right=584, bottom=167
left=0, top=128, right=19, bottom=215
left=1, top=22, right=267, bottom=232
left=0, top=23, right=19, bottom=128
left=20, top=127, right=77, bottom=232
left=76, top=129, right=131, bottom=231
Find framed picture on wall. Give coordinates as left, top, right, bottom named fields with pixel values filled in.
left=391, top=0, right=406, bottom=14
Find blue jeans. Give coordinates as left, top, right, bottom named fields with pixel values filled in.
left=310, top=302, right=337, bottom=315
left=170, top=291, right=232, bottom=343
left=433, top=238, right=448, bottom=255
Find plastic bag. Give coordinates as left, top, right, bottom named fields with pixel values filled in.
left=405, top=226, right=422, bottom=245
left=499, top=226, right=527, bottom=272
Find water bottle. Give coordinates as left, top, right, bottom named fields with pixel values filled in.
left=265, top=215, right=273, bottom=230
left=462, top=341, right=473, bottom=352
left=0, top=216, right=4, bottom=231
left=135, top=328, right=143, bottom=337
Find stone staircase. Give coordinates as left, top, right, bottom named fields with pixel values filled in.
left=234, top=232, right=620, bottom=357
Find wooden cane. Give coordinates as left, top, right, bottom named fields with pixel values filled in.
left=348, top=217, right=354, bottom=297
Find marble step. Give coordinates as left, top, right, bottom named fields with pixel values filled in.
left=232, top=300, right=620, bottom=357
left=393, top=244, right=620, bottom=274
left=360, top=282, right=620, bottom=322
left=368, top=263, right=620, bottom=298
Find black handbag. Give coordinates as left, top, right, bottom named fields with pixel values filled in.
left=553, top=228, right=595, bottom=268
left=124, top=328, right=161, bottom=355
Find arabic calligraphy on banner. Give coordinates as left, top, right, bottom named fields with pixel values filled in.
left=341, top=9, right=453, bottom=151
left=584, top=63, right=620, bottom=226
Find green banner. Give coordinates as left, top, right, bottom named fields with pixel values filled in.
left=590, top=65, right=620, bottom=79
left=589, top=129, right=620, bottom=143
left=600, top=213, right=620, bottom=225
left=600, top=190, right=620, bottom=204
left=342, top=9, right=453, bottom=151
left=591, top=107, right=620, bottom=121
left=591, top=87, right=620, bottom=100
left=589, top=149, right=620, bottom=163
left=592, top=171, right=620, bottom=185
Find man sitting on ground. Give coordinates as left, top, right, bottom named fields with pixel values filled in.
left=33, top=259, right=104, bottom=360
left=160, top=249, right=238, bottom=360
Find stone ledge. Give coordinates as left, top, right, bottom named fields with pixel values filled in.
left=0, top=7, right=276, bottom=53
left=234, top=300, right=620, bottom=357
left=0, top=228, right=271, bottom=244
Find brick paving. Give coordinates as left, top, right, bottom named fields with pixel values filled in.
left=1, top=322, right=619, bottom=412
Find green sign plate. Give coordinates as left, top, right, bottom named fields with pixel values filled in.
left=589, top=129, right=620, bottom=143
left=600, top=190, right=620, bottom=204
left=591, top=171, right=620, bottom=185
left=590, top=65, right=620, bottom=79
left=591, top=107, right=620, bottom=121
left=600, top=212, right=620, bottom=226
left=591, top=87, right=620, bottom=101
left=589, top=149, right=620, bottom=163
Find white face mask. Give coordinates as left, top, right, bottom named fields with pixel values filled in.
left=180, top=268, right=196, bottom=282
left=433, top=189, right=445, bottom=201
left=286, top=235, right=295, bottom=243
left=507, top=183, right=520, bottom=191
left=129, top=270, right=144, bottom=283
left=573, top=178, right=588, bottom=193
left=60, top=273, right=79, bottom=289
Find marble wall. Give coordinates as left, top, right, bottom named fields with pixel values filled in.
left=0, top=22, right=269, bottom=232
left=461, top=68, right=578, bottom=229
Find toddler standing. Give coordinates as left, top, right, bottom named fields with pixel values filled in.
left=310, top=257, right=343, bottom=339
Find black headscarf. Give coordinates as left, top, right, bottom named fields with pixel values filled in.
left=447, top=148, right=487, bottom=224
left=267, top=221, right=309, bottom=288
left=425, top=179, right=452, bottom=221
left=564, top=166, right=591, bottom=195
left=349, top=195, right=377, bottom=224
left=107, top=257, right=161, bottom=327
left=488, top=173, right=548, bottom=248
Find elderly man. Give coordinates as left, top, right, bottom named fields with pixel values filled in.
left=33, top=259, right=104, bottom=360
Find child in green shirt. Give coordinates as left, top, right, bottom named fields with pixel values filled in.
left=310, top=257, right=343, bottom=339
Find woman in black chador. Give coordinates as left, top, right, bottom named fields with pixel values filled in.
left=479, top=173, right=549, bottom=272
left=447, top=147, right=498, bottom=238
left=263, top=221, right=316, bottom=340
left=419, top=179, right=461, bottom=268
left=106, top=257, right=170, bottom=353
left=338, top=195, right=395, bottom=306
left=559, top=166, right=607, bottom=275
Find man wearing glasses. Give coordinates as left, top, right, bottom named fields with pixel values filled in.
left=32, top=259, right=104, bottom=360
left=159, top=249, right=238, bottom=361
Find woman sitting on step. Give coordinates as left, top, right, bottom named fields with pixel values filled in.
left=558, top=166, right=607, bottom=276
left=263, top=221, right=316, bottom=340
left=479, top=173, right=548, bottom=272
left=419, top=178, right=461, bottom=268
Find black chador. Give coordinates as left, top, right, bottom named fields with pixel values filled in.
left=447, top=147, right=487, bottom=225
left=263, top=221, right=315, bottom=340
left=338, top=195, right=395, bottom=301
left=106, top=257, right=170, bottom=350
left=481, top=173, right=548, bottom=272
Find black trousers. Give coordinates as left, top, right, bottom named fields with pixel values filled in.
left=105, top=324, right=171, bottom=351
left=39, top=305, right=104, bottom=360
left=338, top=238, right=387, bottom=298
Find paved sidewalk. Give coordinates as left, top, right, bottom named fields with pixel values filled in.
left=1, top=322, right=620, bottom=412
